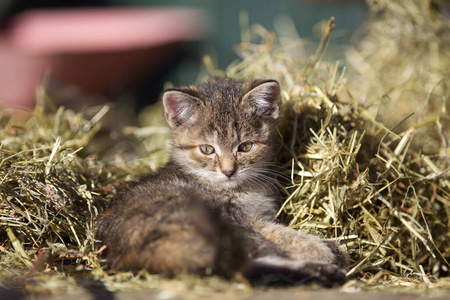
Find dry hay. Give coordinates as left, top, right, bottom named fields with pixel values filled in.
left=225, top=0, right=449, bottom=285
left=0, top=0, right=449, bottom=294
left=0, top=89, right=168, bottom=291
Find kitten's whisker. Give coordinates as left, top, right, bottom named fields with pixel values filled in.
left=248, top=163, right=290, bottom=180
left=258, top=173, right=285, bottom=190
left=245, top=175, right=270, bottom=193
left=246, top=168, right=287, bottom=188
left=254, top=173, right=286, bottom=196
left=242, top=171, right=281, bottom=195
left=243, top=168, right=288, bottom=197
left=243, top=173, right=274, bottom=195
left=253, top=169, right=290, bottom=181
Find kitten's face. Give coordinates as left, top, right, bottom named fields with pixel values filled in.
left=163, top=78, right=281, bottom=189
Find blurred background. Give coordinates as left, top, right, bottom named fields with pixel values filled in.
left=0, top=0, right=368, bottom=115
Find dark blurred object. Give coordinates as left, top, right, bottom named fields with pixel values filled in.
left=0, top=0, right=106, bottom=24
left=0, top=7, right=210, bottom=112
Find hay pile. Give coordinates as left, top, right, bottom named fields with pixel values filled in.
left=225, top=0, right=449, bottom=284
left=0, top=92, right=168, bottom=291
left=0, top=0, right=449, bottom=293
left=0, top=98, right=113, bottom=274
left=346, top=0, right=450, bottom=152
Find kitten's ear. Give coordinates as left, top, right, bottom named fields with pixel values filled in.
left=163, top=90, right=203, bottom=127
left=242, top=80, right=281, bottom=119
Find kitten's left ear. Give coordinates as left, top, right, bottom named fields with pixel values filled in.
left=163, top=89, right=203, bottom=128
left=242, top=80, right=281, bottom=119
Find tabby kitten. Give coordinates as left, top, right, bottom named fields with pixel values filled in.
left=96, top=77, right=348, bottom=285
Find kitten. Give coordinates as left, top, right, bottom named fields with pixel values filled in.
left=96, top=77, right=348, bottom=285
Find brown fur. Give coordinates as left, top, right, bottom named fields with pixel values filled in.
left=96, top=77, right=348, bottom=285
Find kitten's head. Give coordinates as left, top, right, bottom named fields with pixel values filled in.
left=162, top=77, right=281, bottom=189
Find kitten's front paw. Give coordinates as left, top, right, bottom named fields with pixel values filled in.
left=242, top=256, right=347, bottom=287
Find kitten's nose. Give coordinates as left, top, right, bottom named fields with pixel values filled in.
left=222, top=169, right=235, bottom=178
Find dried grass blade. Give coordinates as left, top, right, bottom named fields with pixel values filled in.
left=6, top=227, right=33, bottom=268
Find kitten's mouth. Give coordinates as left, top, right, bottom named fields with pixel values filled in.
left=202, top=172, right=241, bottom=189
left=217, top=173, right=244, bottom=188
left=218, top=179, right=240, bottom=189
left=190, top=168, right=243, bottom=189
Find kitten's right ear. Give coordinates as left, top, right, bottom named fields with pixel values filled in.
left=242, top=80, right=281, bottom=120
left=163, top=90, right=203, bottom=128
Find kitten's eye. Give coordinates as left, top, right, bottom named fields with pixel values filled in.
left=199, top=144, right=215, bottom=155
left=238, top=141, right=254, bottom=152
